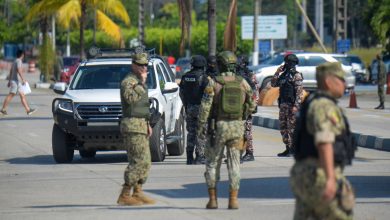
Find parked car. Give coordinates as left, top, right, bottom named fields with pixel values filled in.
left=175, top=57, right=191, bottom=79
left=60, top=56, right=81, bottom=84
left=332, top=54, right=367, bottom=83
left=369, top=54, right=390, bottom=84
left=253, top=53, right=356, bottom=91
left=51, top=48, right=185, bottom=163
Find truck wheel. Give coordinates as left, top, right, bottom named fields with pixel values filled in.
left=52, top=124, right=74, bottom=163
left=150, top=118, right=167, bottom=162
left=167, top=109, right=185, bottom=156
left=79, top=149, right=96, bottom=158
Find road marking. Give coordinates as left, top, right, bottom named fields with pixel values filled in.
left=28, top=132, right=38, bottom=137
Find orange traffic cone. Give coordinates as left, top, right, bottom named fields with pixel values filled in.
left=348, top=89, right=358, bottom=108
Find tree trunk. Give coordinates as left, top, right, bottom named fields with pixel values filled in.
left=208, top=0, right=216, bottom=56
left=79, top=0, right=87, bottom=59
left=138, top=0, right=145, bottom=46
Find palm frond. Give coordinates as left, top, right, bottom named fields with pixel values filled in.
left=96, top=10, right=122, bottom=43
left=97, top=0, right=130, bottom=26
left=57, top=0, right=81, bottom=29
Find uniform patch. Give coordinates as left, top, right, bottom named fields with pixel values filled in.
left=184, top=77, right=196, bottom=82
left=328, top=110, right=340, bottom=125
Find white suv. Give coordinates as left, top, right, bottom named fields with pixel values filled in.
left=51, top=49, right=185, bottom=163
left=253, top=53, right=356, bottom=91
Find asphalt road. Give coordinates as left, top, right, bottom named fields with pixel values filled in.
left=1, top=80, right=390, bottom=220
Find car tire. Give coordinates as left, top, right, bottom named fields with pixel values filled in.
left=52, top=124, right=74, bottom=163
left=150, top=118, right=167, bottom=162
left=79, top=149, right=96, bottom=158
left=167, top=109, right=185, bottom=156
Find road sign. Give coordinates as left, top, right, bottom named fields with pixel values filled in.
left=259, top=40, right=271, bottom=55
left=241, top=15, right=287, bottom=40
left=337, top=39, right=351, bottom=53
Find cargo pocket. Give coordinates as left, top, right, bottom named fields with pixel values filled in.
left=120, top=118, right=148, bottom=134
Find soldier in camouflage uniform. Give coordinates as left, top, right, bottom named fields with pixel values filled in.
left=237, top=55, right=259, bottom=162
left=290, top=62, right=357, bottom=220
left=179, top=55, right=208, bottom=164
left=117, top=51, right=155, bottom=206
left=271, top=54, right=303, bottom=157
left=198, top=51, right=256, bottom=210
left=375, top=54, right=387, bottom=110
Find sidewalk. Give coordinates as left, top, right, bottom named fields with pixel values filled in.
left=253, top=93, right=390, bottom=151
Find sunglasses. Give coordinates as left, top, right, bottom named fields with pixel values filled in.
left=135, top=63, right=148, bottom=68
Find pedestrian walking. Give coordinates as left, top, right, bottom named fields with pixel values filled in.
left=271, top=53, right=303, bottom=156
left=290, top=62, right=357, bottom=219
left=236, top=55, right=259, bottom=162
left=117, top=51, right=155, bottom=206
left=198, top=51, right=256, bottom=209
left=375, top=54, right=386, bottom=109
left=53, top=50, right=64, bottom=81
left=179, top=55, right=208, bottom=165
left=1, top=50, right=36, bottom=116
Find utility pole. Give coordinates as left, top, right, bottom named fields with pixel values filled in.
left=333, top=0, right=348, bottom=52
left=252, top=0, right=261, bottom=66
left=138, top=0, right=145, bottom=46
left=315, top=0, right=324, bottom=42
left=301, top=0, right=307, bottom=33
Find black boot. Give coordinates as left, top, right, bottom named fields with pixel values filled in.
left=375, top=103, right=384, bottom=109
left=242, top=152, right=255, bottom=162
left=186, top=151, right=194, bottom=165
left=277, top=147, right=291, bottom=157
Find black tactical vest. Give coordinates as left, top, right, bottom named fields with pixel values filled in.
left=122, top=77, right=150, bottom=120
left=181, top=69, right=206, bottom=105
left=279, top=71, right=296, bottom=104
left=293, top=93, right=357, bottom=168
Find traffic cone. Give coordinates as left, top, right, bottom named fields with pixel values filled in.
left=28, top=60, right=36, bottom=73
left=386, top=73, right=390, bottom=95
left=348, top=89, right=358, bottom=108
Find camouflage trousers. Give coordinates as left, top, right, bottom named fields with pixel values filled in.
left=185, top=104, right=205, bottom=156
left=279, top=103, right=297, bottom=149
left=204, top=120, right=244, bottom=190
left=378, top=83, right=385, bottom=104
left=123, top=132, right=151, bottom=187
left=244, top=115, right=254, bottom=154
left=290, top=159, right=354, bottom=220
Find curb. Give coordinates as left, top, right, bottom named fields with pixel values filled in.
left=252, top=115, right=390, bottom=152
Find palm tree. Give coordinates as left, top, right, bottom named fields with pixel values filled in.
left=27, top=0, right=130, bottom=59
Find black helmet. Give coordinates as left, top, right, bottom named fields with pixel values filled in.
left=284, top=54, right=299, bottom=65
left=237, top=55, right=249, bottom=66
left=191, top=55, right=206, bottom=68
left=207, top=55, right=217, bottom=65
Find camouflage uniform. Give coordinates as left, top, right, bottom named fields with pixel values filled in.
left=271, top=54, right=303, bottom=156
left=120, top=75, right=151, bottom=187
left=290, top=62, right=356, bottom=219
left=237, top=55, right=259, bottom=161
left=375, top=56, right=387, bottom=109
left=198, top=73, right=255, bottom=192
left=184, top=104, right=204, bottom=158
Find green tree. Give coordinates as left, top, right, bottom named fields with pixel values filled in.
left=366, top=0, right=390, bottom=52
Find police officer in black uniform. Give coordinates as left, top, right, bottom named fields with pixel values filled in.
left=206, top=55, right=219, bottom=79
left=179, top=55, right=208, bottom=164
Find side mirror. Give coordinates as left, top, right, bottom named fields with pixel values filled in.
left=53, top=82, right=67, bottom=95
left=163, top=82, right=179, bottom=94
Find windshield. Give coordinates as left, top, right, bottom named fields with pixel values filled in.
left=70, top=64, right=156, bottom=90
left=333, top=56, right=351, bottom=65
left=263, top=54, right=284, bottom=65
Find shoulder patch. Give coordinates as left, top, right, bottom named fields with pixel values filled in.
left=204, top=86, right=213, bottom=94
left=328, top=110, right=340, bottom=125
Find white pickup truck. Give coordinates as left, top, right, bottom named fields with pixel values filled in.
left=51, top=49, right=185, bottom=163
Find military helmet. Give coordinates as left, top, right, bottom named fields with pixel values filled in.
left=191, top=55, right=206, bottom=68
left=284, top=54, right=299, bottom=65
left=217, top=51, right=237, bottom=66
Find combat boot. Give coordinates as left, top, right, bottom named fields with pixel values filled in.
left=117, top=184, right=143, bottom=206
left=241, top=152, right=254, bottom=162
left=277, top=147, right=291, bottom=157
left=206, top=188, right=218, bottom=209
left=375, top=103, right=385, bottom=109
left=228, top=190, right=239, bottom=209
left=133, top=184, right=156, bottom=205
left=186, top=151, right=194, bottom=165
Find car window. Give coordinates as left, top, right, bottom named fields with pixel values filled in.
left=298, top=57, right=306, bottom=66
left=333, top=56, right=351, bottom=65
left=305, top=56, right=327, bottom=66
left=348, top=56, right=362, bottom=64
left=156, top=64, right=166, bottom=90
left=263, top=54, right=284, bottom=65
left=159, top=62, right=173, bottom=82
left=70, top=64, right=156, bottom=90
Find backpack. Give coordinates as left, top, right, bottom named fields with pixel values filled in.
left=215, top=75, right=243, bottom=120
